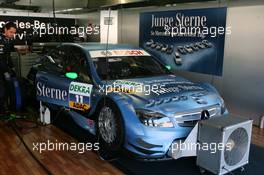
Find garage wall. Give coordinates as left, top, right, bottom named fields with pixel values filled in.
left=222, top=4, right=264, bottom=125
left=117, top=0, right=264, bottom=125
left=76, top=12, right=100, bottom=42
left=0, top=10, right=101, bottom=42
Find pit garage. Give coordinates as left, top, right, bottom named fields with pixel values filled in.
left=0, top=0, right=264, bottom=175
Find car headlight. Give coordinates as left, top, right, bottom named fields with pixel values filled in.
left=136, top=109, right=174, bottom=128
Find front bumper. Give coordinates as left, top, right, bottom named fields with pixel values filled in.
left=125, top=123, right=199, bottom=161
left=124, top=112, right=228, bottom=160
left=116, top=96, right=228, bottom=160
left=125, top=124, right=193, bottom=159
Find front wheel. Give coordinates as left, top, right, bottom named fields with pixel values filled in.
left=96, top=101, right=124, bottom=153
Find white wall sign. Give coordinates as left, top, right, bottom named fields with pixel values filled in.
left=100, top=10, right=118, bottom=44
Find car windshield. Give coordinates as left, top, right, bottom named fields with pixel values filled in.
left=93, top=56, right=171, bottom=80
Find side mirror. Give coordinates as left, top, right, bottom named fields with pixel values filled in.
left=65, top=72, right=78, bottom=80
left=44, top=55, right=56, bottom=64
left=44, top=55, right=63, bottom=69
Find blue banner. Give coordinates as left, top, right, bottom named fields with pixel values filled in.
left=139, top=7, right=228, bottom=76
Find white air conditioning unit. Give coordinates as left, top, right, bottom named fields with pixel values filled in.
left=197, top=116, right=253, bottom=175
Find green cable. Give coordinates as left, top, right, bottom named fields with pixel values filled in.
left=9, top=114, right=17, bottom=120
left=0, top=113, right=24, bottom=121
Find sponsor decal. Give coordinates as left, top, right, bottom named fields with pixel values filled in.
left=89, top=49, right=150, bottom=58
left=69, top=101, right=90, bottom=111
left=100, top=50, right=112, bottom=56
left=103, top=79, right=204, bottom=95
left=69, top=82, right=92, bottom=97
left=107, top=87, right=135, bottom=94
left=114, top=80, right=142, bottom=87
left=87, top=119, right=94, bottom=128
left=36, top=82, right=68, bottom=101
left=68, top=82, right=93, bottom=111
left=86, top=119, right=96, bottom=135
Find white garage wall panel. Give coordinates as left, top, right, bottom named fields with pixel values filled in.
left=100, top=10, right=118, bottom=44
left=223, top=5, right=264, bottom=124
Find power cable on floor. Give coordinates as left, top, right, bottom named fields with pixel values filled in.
left=1, top=114, right=53, bottom=175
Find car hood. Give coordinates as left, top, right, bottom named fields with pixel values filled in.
left=103, top=74, right=222, bottom=114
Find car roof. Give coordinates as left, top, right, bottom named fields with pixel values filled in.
left=60, top=42, right=140, bottom=51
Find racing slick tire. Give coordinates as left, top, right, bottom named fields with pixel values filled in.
left=96, top=100, right=125, bottom=154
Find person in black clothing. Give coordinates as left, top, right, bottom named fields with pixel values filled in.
left=0, top=22, right=17, bottom=116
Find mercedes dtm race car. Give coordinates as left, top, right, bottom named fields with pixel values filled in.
left=28, top=43, right=228, bottom=160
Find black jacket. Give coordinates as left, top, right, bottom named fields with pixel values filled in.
left=0, top=34, right=15, bottom=74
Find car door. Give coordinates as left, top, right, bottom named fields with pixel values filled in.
left=36, top=45, right=94, bottom=113
left=65, top=46, right=94, bottom=113
left=36, top=46, right=71, bottom=108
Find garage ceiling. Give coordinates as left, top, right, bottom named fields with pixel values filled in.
left=0, top=0, right=216, bottom=13
left=15, top=0, right=87, bottom=9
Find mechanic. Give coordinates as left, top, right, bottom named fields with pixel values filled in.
left=0, top=22, right=17, bottom=117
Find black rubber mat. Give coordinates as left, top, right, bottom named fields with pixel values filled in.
left=54, top=112, right=264, bottom=175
